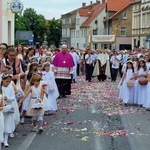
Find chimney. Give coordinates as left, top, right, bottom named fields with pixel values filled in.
left=102, top=0, right=105, bottom=3
left=82, top=2, right=86, bottom=8
left=90, top=1, right=93, bottom=5
left=96, top=0, right=100, bottom=4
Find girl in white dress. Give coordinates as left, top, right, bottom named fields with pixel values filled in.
left=145, top=55, right=150, bottom=70
left=133, top=59, right=148, bottom=106
left=20, top=73, right=32, bottom=124
left=42, top=62, right=59, bottom=114
left=143, top=70, right=150, bottom=109
left=19, top=74, right=45, bottom=133
left=0, top=93, right=4, bottom=150
left=1, top=74, right=16, bottom=147
left=120, top=61, right=135, bottom=105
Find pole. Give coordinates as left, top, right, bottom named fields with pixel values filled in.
left=88, top=27, right=92, bottom=51
left=138, top=3, right=141, bottom=47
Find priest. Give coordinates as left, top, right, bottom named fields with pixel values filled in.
left=93, top=49, right=108, bottom=81
left=53, top=45, right=75, bottom=98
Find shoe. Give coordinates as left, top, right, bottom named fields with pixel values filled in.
left=20, top=118, right=25, bottom=124
left=124, top=103, right=127, bottom=106
left=10, top=133, right=14, bottom=138
left=32, top=127, right=38, bottom=132
left=38, top=127, right=44, bottom=134
left=4, top=143, right=9, bottom=147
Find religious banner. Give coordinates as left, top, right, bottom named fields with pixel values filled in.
left=91, top=35, right=115, bottom=43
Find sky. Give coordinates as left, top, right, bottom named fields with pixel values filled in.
left=21, top=0, right=98, bottom=19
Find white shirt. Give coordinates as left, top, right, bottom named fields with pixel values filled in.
left=110, top=55, right=121, bottom=69
left=85, top=54, right=94, bottom=64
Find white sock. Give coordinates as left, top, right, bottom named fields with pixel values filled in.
left=4, top=133, right=9, bottom=145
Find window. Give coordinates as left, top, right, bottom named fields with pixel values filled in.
left=76, top=30, right=79, bottom=38
left=123, top=12, right=127, bottom=19
left=93, top=29, right=98, bottom=35
left=76, top=18, right=80, bottom=25
left=120, top=27, right=126, bottom=36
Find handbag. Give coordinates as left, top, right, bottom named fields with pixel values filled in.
left=2, top=105, right=14, bottom=113
left=139, top=79, right=148, bottom=85
left=126, top=81, right=134, bottom=87
left=31, top=99, right=44, bottom=110
left=16, top=79, right=24, bottom=100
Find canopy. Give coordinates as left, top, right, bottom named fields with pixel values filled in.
left=91, top=35, right=115, bottom=43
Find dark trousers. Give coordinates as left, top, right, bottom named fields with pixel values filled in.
left=55, top=79, right=71, bottom=96
left=119, top=63, right=123, bottom=78
left=86, top=64, right=93, bottom=81
left=77, top=64, right=80, bottom=76
left=111, top=68, right=118, bottom=81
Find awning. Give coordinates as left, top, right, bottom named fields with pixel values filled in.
left=91, top=35, right=115, bottom=43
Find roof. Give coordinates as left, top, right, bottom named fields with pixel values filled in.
left=81, top=3, right=106, bottom=27
left=107, top=0, right=131, bottom=12
left=108, top=0, right=141, bottom=20
left=78, top=9, right=91, bottom=16
left=109, top=1, right=132, bottom=19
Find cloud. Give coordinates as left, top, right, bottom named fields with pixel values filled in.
left=21, top=0, right=93, bottom=19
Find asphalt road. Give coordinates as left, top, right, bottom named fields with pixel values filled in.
left=2, top=76, right=150, bottom=150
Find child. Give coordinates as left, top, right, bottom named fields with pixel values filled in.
left=42, top=62, right=59, bottom=115
left=133, top=59, right=148, bottom=106
left=143, top=69, right=150, bottom=109
left=25, top=62, right=39, bottom=76
left=19, top=74, right=45, bottom=133
left=120, top=61, right=135, bottom=105
left=0, top=92, right=4, bottom=150
left=1, top=73, right=16, bottom=147
left=20, top=73, right=32, bottom=124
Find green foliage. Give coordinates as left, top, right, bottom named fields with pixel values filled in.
left=15, top=13, right=26, bottom=32
left=15, top=8, right=62, bottom=47
left=46, top=19, right=62, bottom=47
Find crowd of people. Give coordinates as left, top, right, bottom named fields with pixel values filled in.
left=0, top=42, right=150, bottom=149
left=0, top=43, right=75, bottom=148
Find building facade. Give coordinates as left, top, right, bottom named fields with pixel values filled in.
left=111, top=4, right=133, bottom=50
left=61, top=0, right=106, bottom=50
left=104, top=0, right=134, bottom=50
left=0, top=0, right=15, bottom=45
left=132, top=0, right=150, bottom=49
left=140, top=0, right=150, bottom=48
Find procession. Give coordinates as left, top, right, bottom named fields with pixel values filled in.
left=1, top=0, right=150, bottom=149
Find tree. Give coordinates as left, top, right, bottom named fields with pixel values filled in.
left=15, top=13, right=26, bottom=32
left=15, top=8, right=62, bottom=47
left=47, top=18, right=62, bottom=48
left=23, top=8, right=47, bottom=45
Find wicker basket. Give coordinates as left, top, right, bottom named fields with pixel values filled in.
left=139, top=79, right=148, bottom=85
left=126, top=82, right=134, bottom=87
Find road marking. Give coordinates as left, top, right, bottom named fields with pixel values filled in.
left=17, top=132, right=36, bottom=150
left=90, top=105, right=106, bottom=150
